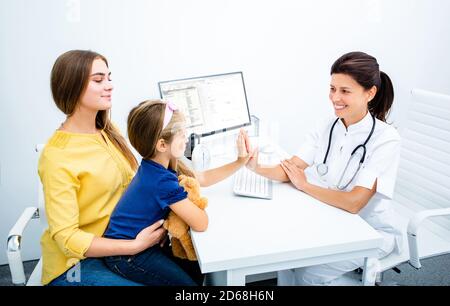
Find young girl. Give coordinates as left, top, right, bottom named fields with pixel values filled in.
left=103, top=100, right=252, bottom=285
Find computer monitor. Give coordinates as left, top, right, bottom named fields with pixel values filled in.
left=158, top=72, right=251, bottom=138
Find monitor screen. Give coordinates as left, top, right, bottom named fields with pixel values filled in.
left=158, top=72, right=251, bottom=137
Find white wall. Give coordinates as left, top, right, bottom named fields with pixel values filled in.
left=1, top=0, right=449, bottom=265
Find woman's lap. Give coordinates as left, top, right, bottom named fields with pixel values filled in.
left=47, top=258, right=143, bottom=286
left=104, top=245, right=202, bottom=286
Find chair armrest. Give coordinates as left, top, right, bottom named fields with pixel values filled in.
left=6, top=207, right=39, bottom=285
left=407, top=208, right=450, bottom=269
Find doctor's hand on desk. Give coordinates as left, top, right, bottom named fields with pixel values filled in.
left=280, top=159, right=308, bottom=191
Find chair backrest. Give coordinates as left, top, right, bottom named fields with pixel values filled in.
left=393, top=89, right=450, bottom=238
left=35, top=144, right=48, bottom=230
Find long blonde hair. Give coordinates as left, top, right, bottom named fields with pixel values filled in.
left=127, top=100, right=195, bottom=177
left=50, top=50, right=138, bottom=170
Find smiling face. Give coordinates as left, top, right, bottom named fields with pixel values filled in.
left=329, top=73, right=377, bottom=127
left=78, top=58, right=113, bottom=112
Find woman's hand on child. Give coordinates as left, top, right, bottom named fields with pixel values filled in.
left=133, top=219, right=167, bottom=254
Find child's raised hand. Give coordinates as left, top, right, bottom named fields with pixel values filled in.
left=236, top=129, right=252, bottom=162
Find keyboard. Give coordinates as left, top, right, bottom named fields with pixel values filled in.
left=233, top=167, right=273, bottom=199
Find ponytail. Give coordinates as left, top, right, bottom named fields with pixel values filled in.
left=369, top=71, right=394, bottom=122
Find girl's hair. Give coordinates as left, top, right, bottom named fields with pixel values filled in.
left=127, top=100, right=195, bottom=178
left=330, top=51, right=394, bottom=122
left=50, top=50, right=138, bottom=170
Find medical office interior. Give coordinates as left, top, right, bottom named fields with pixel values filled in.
left=1, top=0, right=450, bottom=286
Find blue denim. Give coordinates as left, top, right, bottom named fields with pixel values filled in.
left=103, top=244, right=203, bottom=286
left=47, top=258, right=143, bottom=286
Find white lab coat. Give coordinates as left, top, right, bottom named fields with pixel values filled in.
left=278, top=112, right=402, bottom=286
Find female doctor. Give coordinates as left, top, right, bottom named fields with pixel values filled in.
left=246, top=51, right=402, bottom=285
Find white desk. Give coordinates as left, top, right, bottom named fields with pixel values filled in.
left=191, top=168, right=383, bottom=286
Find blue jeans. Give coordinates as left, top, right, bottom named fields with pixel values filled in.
left=47, top=258, right=143, bottom=286
left=103, top=244, right=203, bottom=286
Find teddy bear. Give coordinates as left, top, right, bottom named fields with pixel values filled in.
left=163, top=174, right=208, bottom=261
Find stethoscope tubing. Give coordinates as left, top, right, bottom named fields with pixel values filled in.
left=316, top=113, right=376, bottom=189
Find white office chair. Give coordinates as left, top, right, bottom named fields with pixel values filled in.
left=376, top=89, right=450, bottom=283
left=6, top=144, right=45, bottom=286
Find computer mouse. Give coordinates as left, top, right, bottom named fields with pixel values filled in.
left=191, top=143, right=211, bottom=171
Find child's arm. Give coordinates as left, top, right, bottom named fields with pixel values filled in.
left=170, top=199, right=209, bottom=232
left=196, top=129, right=253, bottom=187
left=196, top=159, right=246, bottom=187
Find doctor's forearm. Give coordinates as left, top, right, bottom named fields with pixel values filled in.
left=256, top=164, right=290, bottom=182
left=302, top=183, right=361, bottom=214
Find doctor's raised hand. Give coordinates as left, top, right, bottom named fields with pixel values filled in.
left=245, top=147, right=258, bottom=171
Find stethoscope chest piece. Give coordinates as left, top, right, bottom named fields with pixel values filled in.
left=316, top=163, right=328, bottom=176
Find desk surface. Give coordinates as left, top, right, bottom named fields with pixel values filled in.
left=192, top=174, right=383, bottom=274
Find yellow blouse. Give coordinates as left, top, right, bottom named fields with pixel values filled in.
left=38, top=129, right=135, bottom=285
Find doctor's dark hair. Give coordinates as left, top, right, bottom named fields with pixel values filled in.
left=127, top=100, right=195, bottom=178
left=50, top=50, right=138, bottom=170
left=331, top=51, right=394, bottom=122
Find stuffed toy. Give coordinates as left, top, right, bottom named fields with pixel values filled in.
left=163, top=175, right=208, bottom=261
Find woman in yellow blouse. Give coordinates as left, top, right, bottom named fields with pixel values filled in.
left=39, top=50, right=166, bottom=286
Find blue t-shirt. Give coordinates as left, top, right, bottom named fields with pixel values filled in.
left=104, top=159, right=188, bottom=239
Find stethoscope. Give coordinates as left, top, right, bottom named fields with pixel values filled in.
left=316, top=113, right=376, bottom=190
